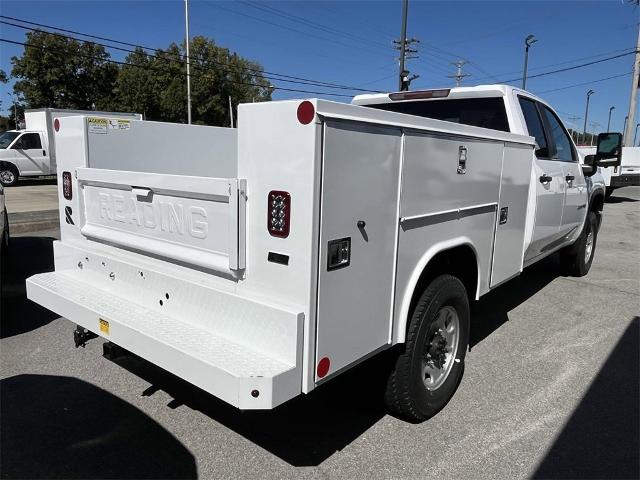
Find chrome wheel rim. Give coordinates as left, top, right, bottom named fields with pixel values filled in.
left=422, top=306, right=460, bottom=391
left=0, top=170, right=15, bottom=184
left=585, top=230, right=594, bottom=264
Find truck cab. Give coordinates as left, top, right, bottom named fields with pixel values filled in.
left=352, top=85, right=607, bottom=266
left=0, top=129, right=50, bottom=184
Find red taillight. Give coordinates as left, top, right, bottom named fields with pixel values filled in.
left=268, top=190, right=290, bottom=238
left=62, top=171, right=72, bottom=200
left=54, top=118, right=60, bottom=132
left=297, top=101, right=315, bottom=125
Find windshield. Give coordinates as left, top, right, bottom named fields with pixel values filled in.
left=365, top=97, right=510, bottom=132
left=0, top=131, right=20, bottom=149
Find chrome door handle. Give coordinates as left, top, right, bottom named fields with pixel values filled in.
left=539, top=174, right=552, bottom=184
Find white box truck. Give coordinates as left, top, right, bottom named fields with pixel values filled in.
left=0, top=108, right=142, bottom=186
left=25, top=85, right=619, bottom=421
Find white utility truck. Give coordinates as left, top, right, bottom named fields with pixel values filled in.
left=26, top=86, right=620, bottom=421
left=0, top=108, right=142, bottom=186
left=578, top=146, right=640, bottom=197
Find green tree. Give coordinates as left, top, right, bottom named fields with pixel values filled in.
left=11, top=30, right=118, bottom=110
left=114, top=36, right=272, bottom=125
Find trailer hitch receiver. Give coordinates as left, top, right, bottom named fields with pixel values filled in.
left=74, top=326, right=98, bottom=348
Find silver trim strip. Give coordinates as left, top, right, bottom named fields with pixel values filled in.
left=400, top=202, right=498, bottom=229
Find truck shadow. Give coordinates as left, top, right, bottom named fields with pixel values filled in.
left=15, top=177, right=57, bottom=187
left=0, top=374, right=197, bottom=479
left=532, top=316, right=639, bottom=479
left=1, top=236, right=58, bottom=338
left=109, top=343, right=395, bottom=467
left=470, top=253, right=560, bottom=349
left=605, top=195, right=639, bottom=204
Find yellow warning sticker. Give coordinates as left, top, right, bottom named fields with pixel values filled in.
left=88, top=117, right=108, bottom=134
left=99, top=318, right=110, bottom=335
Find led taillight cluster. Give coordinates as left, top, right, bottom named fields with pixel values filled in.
left=62, top=171, right=72, bottom=200
left=268, top=190, right=290, bottom=238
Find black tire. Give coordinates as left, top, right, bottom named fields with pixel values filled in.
left=0, top=164, right=19, bottom=187
left=384, top=274, right=470, bottom=422
left=605, top=187, right=614, bottom=199
left=560, top=210, right=598, bottom=277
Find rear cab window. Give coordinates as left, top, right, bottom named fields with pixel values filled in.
left=366, top=97, right=510, bottom=132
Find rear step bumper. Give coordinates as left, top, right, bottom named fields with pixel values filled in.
left=26, top=270, right=303, bottom=409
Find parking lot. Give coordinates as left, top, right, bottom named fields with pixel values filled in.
left=1, top=186, right=638, bottom=479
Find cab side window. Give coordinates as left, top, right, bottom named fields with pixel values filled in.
left=14, top=133, right=42, bottom=150
left=541, top=107, right=575, bottom=162
left=518, top=97, right=549, bottom=158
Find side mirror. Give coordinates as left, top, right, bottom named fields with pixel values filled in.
left=595, top=132, right=622, bottom=168
left=582, top=154, right=597, bottom=177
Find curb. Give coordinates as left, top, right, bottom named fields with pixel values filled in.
left=8, top=210, right=59, bottom=234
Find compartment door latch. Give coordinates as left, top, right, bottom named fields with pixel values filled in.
left=457, top=146, right=467, bottom=174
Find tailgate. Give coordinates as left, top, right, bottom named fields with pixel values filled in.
left=76, top=167, right=246, bottom=273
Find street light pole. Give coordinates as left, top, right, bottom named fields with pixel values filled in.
left=634, top=123, right=640, bottom=146
left=522, top=34, right=537, bottom=90
left=583, top=89, right=595, bottom=141
left=623, top=115, right=629, bottom=143
left=606, top=106, right=615, bottom=132
left=184, top=0, right=192, bottom=124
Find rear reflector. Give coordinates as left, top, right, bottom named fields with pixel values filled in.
left=297, top=101, right=315, bottom=125
left=389, top=89, right=451, bottom=101
left=317, top=357, right=330, bottom=378
left=268, top=191, right=291, bottom=238
left=62, top=171, right=72, bottom=200
left=54, top=118, right=60, bottom=132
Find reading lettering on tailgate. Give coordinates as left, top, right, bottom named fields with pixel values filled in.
left=97, top=191, right=208, bottom=240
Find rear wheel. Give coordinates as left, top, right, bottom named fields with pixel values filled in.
left=0, top=164, right=18, bottom=187
left=560, top=210, right=598, bottom=277
left=384, top=274, right=470, bottom=422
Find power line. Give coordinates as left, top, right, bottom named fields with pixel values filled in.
left=499, top=50, right=637, bottom=84
left=0, top=37, right=354, bottom=98
left=474, top=47, right=637, bottom=82
left=0, top=15, right=381, bottom=94
left=535, top=72, right=632, bottom=94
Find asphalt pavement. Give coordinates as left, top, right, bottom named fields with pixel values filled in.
left=1, top=187, right=638, bottom=479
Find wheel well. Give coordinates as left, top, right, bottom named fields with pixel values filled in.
left=0, top=161, right=18, bottom=173
left=408, top=245, right=478, bottom=321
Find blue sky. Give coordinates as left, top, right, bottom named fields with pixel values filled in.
left=0, top=0, right=638, bottom=134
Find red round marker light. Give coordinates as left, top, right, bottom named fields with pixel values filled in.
left=297, top=101, right=315, bottom=125
left=54, top=118, right=60, bottom=132
left=317, top=357, right=330, bottom=378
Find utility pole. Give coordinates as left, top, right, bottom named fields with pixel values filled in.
left=228, top=96, right=234, bottom=128
left=583, top=89, right=595, bottom=141
left=522, top=34, right=537, bottom=90
left=394, top=0, right=419, bottom=91
left=13, top=99, right=17, bottom=130
left=397, top=0, right=408, bottom=91
left=624, top=23, right=639, bottom=146
left=623, top=115, right=629, bottom=142
left=185, top=0, right=192, bottom=124
left=448, top=60, right=470, bottom=87
left=634, top=123, right=640, bottom=146
left=607, top=106, right=615, bottom=132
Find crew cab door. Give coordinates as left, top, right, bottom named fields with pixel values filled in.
left=12, top=132, right=48, bottom=174
left=539, top=105, right=587, bottom=238
left=519, top=97, right=565, bottom=260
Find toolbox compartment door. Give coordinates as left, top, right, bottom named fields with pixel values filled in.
left=76, top=167, right=246, bottom=274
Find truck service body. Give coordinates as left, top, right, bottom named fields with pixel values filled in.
left=25, top=85, right=616, bottom=420
left=0, top=108, right=141, bottom=186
